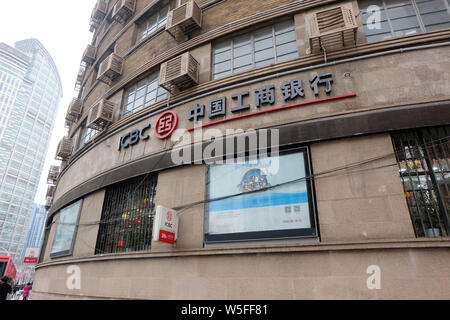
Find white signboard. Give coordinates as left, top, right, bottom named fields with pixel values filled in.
left=152, top=206, right=179, bottom=244
left=24, top=248, right=40, bottom=263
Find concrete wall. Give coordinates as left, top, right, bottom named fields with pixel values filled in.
left=311, top=134, right=415, bottom=242
left=31, top=246, right=450, bottom=299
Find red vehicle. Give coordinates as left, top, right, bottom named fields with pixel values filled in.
left=0, top=256, right=16, bottom=280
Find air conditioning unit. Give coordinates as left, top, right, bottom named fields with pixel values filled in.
left=97, top=53, right=124, bottom=85
left=166, top=0, right=202, bottom=40
left=55, top=137, right=73, bottom=160
left=159, top=52, right=200, bottom=94
left=75, top=66, right=86, bottom=91
left=90, top=13, right=101, bottom=32
left=81, top=44, right=97, bottom=65
left=45, top=196, right=53, bottom=210
left=47, top=165, right=60, bottom=185
left=92, top=0, right=108, bottom=22
left=87, top=99, right=117, bottom=130
left=65, top=98, right=83, bottom=125
left=112, top=0, right=136, bottom=23
left=306, top=3, right=358, bottom=54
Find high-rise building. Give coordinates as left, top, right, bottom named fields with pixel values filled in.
left=19, top=203, right=47, bottom=263
left=35, top=0, right=449, bottom=300
left=0, top=39, right=62, bottom=264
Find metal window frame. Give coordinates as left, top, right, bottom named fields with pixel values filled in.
left=94, top=173, right=158, bottom=255
left=121, top=70, right=167, bottom=118
left=78, top=119, right=100, bottom=150
left=361, top=0, right=450, bottom=40
left=136, top=0, right=177, bottom=44
left=391, top=126, right=450, bottom=238
left=212, top=19, right=298, bottom=80
left=49, top=199, right=83, bottom=259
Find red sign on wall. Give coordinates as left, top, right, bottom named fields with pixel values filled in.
left=159, top=229, right=175, bottom=244
left=24, top=258, right=38, bottom=264
left=154, top=110, right=178, bottom=139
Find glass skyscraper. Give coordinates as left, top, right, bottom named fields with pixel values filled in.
left=0, top=39, right=62, bottom=264
left=19, top=203, right=47, bottom=263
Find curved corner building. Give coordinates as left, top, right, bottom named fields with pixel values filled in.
left=34, top=0, right=450, bottom=299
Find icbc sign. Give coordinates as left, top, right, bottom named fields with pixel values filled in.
left=152, top=205, right=179, bottom=244
left=118, top=124, right=151, bottom=151
left=24, top=248, right=40, bottom=264
left=154, top=110, right=178, bottom=139
left=118, top=111, right=178, bottom=151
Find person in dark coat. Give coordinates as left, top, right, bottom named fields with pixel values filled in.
left=0, top=276, right=12, bottom=300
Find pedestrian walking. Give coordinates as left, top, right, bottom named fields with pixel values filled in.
left=0, top=276, right=13, bottom=301
left=22, top=283, right=32, bottom=300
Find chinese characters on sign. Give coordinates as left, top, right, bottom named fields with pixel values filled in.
left=117, top=72, right=342, bottom=150
left=187, top=73, right=334, bottom=122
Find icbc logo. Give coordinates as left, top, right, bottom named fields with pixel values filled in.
left=155, top=110, right=178, bottom=139
left=118, top=110, right=179, bottom=151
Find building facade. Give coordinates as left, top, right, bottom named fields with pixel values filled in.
left=34, top=0, right=449, bottom=299
left=0, top=39, right=62, bottom=264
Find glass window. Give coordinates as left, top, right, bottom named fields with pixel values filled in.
left=205, top=148, right=317, bottom=243
left=136, top=0, right=177, bottom=44
left=50, top=200, right=83, bottom=258
left=392, top=125, right=450, bottom=238
left=212, top=19, right=298, bottom=79
left=122, top=70, right=167, bottom=117
left=78, top=122, right=99, bottom=149
left=359, top=0, right=450, bottom=42
left=95, top=174, right=158, bottom=254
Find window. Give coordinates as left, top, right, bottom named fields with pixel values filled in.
left=212, top=19, right=298, bottom=80
left=50, top=200, right=83, bottom=258
left=122, top=71, right=167, bottom=117
left=95, top=174, right=158, bottom=254
left=359, top=0, right=450, bottom=42
left=392, top=125, right=450, bottom=237
left=78, top=121, right=99, bottom=149
left=136, top=0, right=177, bottom=44
left=205, top=148, right=317, bottom=243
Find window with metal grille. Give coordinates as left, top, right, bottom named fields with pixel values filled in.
left=212, top=19, right=298, bottom=80
left=392, top=125, right=450, bottom=238
left=95, top=174, right=158, bottom=254
left=359, top=0, right=450, bottom=42
left=122, top=70, right=167, bottom=118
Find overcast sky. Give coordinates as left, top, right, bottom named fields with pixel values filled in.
left=0, top=0, right=97, bottom=205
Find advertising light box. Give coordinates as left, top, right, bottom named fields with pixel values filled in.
left=24, top=248, right=40, bottom=264
left=152, top=205, right=179, bottom=244
left=205, top=149, right=316, bottom=242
